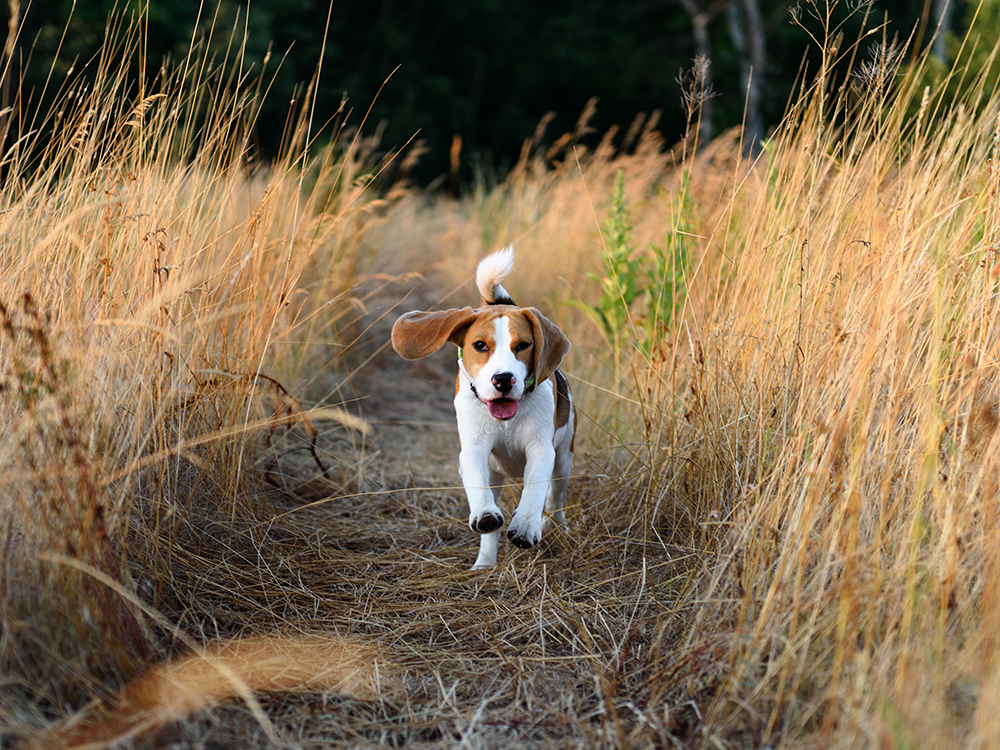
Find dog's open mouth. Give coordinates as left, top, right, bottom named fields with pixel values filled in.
left=487, top=398, right=518, bottom=420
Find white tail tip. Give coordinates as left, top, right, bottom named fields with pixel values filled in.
left=476, top=245, right=515, bottom=305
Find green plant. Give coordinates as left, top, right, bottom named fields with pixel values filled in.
left=568, top=168, right=689, bottom=384
left=568, top=169, right=641, bottom=380
left=644, top=169, right=690, bottom=351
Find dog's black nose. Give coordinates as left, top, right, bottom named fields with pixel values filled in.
left=492, top=372, right=515, bottom=394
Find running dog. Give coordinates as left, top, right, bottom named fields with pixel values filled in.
left=391, top=247, right=574, bottom=568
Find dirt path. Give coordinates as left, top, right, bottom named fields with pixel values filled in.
left=347, top=281, right=467, bottom=501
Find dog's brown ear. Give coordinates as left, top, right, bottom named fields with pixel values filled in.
left=391, top=307, right=478, bottom=360
left=523, top=308, right=571, bottom=385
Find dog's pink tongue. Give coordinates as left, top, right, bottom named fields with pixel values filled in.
left=488, top=398, right=518, bottom=420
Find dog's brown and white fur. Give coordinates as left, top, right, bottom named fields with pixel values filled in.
left=391, top=247, right=574, bottom=568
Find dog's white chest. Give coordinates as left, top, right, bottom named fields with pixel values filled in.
left=486, top=429, right=529, bottom=478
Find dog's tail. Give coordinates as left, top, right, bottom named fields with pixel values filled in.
left=476, top=246, right=516, bottom=305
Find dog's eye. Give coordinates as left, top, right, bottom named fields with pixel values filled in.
left=472, top=341, right=489, bottom=352
left=514, top=341, right=531, bottom=352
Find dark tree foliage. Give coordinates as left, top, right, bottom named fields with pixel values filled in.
left=2, top=1, right=944, bottom=186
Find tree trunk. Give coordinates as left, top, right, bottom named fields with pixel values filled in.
left=678, top=0, right=715, bottom=144
left=0, top=0, right=20, bottom=158
left=727, top=0, right=766, bottom=155
left=932, top=0, right=953, bottom=63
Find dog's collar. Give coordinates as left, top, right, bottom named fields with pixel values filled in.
left=457, top=353, right=475, bottom=398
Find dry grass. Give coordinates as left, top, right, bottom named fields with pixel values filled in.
left=5, top=6, right=1000, bottom=750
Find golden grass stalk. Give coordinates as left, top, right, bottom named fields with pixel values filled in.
left=29, top=634, right=382, bottom=750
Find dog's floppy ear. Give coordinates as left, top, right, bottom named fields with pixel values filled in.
left=391, top=307, right=478, bottom=360
left=522, top=308, right=571, bottom=385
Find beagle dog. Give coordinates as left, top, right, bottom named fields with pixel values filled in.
left=391, top=247, right=574, bottom=568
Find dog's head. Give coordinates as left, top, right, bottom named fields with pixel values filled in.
left=391, top=305, right=570, bottom=421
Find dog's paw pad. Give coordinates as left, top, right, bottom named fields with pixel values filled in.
left=507, top=531, right=538, bottom=549
left=506, top=515, right=541, bottom=548
left=470, top=509, right=503, bottom=534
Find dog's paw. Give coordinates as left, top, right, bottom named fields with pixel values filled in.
left=470, top=507, right=504, bottom=534
left=506, top=511, right=542, bottom=549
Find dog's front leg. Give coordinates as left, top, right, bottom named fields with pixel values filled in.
left=472, top=529, right=501, bottom=570
left=459, top=445, right=504, bottom=537
left=506, top=443, right=556, bottom=549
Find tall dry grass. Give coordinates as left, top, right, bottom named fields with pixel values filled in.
left=0, top=9, right=391, bottom=736
left=8, top=4, right=1000, bottom=749
left=648, top=29, right=1000, bottom=749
